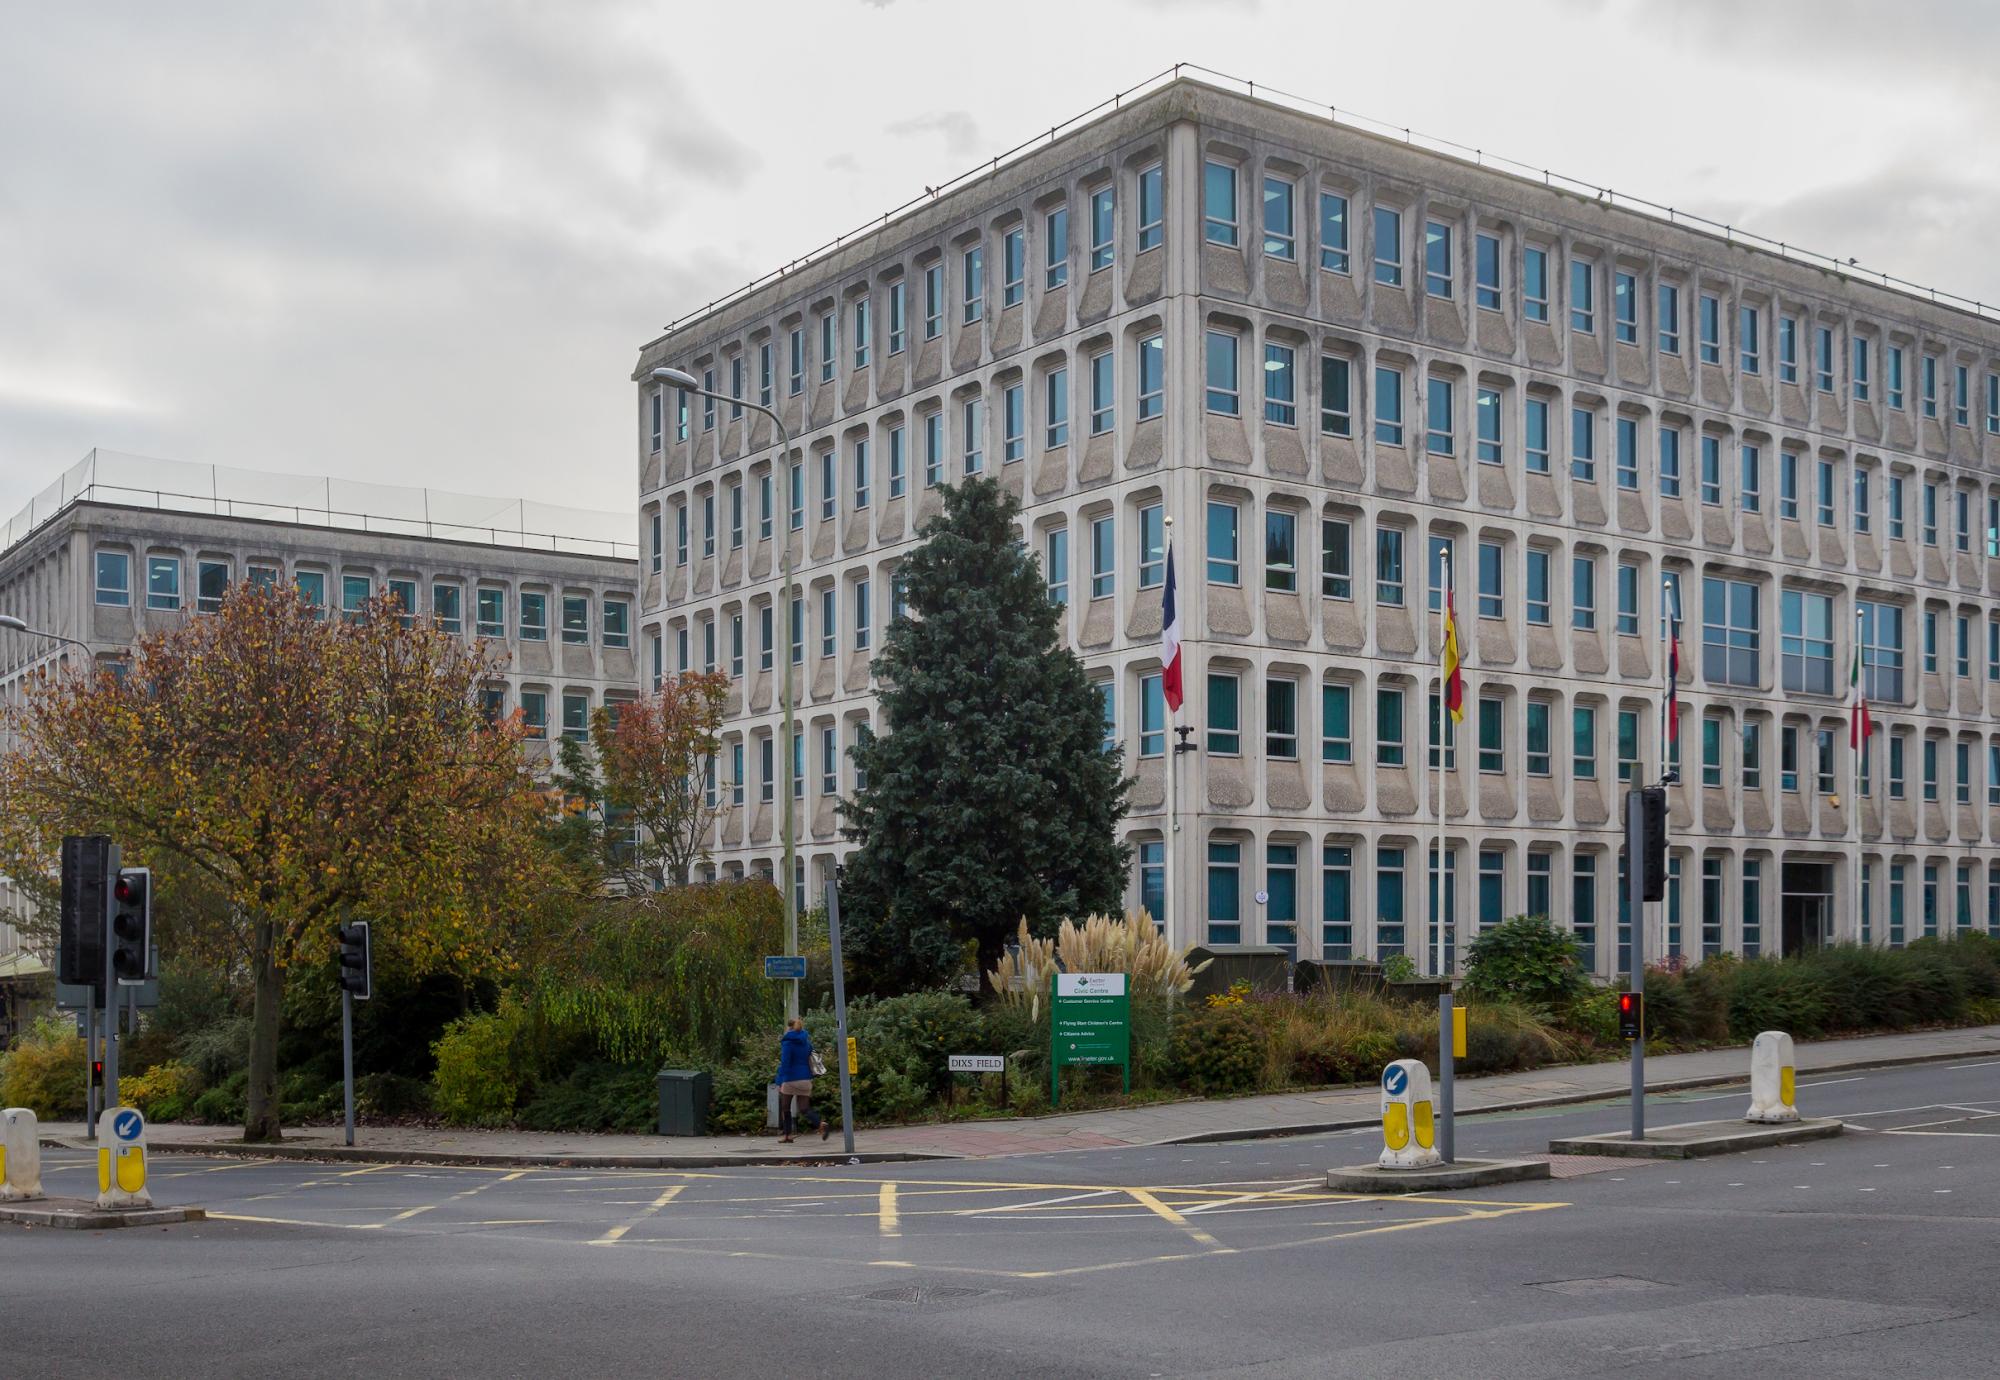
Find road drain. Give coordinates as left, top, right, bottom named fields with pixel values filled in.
left=863, top=1286, right=995, bottom=1307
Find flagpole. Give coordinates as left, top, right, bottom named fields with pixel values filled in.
left=1659, top=571, right=1678, bottom=967
left=1163, top=515, right=1177, bottom=945
left=1854, top=606, right=1866, bottom=946
left=1436, top=546, right=1449, bottom=980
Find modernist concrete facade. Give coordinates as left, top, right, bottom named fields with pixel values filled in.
left=634, top=78, right=2000, bottom=976
left=0, top=458, right=639, bottom=971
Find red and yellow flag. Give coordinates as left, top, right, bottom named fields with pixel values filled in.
left=1442, top=584, right=1464, bottom=724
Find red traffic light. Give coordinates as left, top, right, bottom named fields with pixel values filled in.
left=1616, top=991, right=1644, bottom=1041
left=114, top=875, right=137, bottom=903
left=92, top=1060, right=105, bottom=1078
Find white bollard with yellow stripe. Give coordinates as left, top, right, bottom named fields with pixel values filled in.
left=95, top=1106, right=152, bottom=1209
left=1744, top=1031, right=1800, bottom=1124
left=1377, top=1058, right=1442, bottom=1170
left=2, top=1107, right=44, bottom=1201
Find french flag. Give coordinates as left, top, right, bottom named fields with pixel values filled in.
left=1162, top=542, right=1182, bottom=712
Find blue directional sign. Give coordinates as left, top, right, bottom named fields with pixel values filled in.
left=763, top=955, right=807, bottom=981
left=113, top=1109, right=144, bottom=1143
left=1382, top=1065, right=1408, bottom=1096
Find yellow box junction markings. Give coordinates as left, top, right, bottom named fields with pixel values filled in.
left=592, top=1183, right=687, bottom=1246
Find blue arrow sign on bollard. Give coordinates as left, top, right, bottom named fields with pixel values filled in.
left=1382, top=1065, right=1408, bottom=1096
left=113, top=1109, right=143, bottom=1142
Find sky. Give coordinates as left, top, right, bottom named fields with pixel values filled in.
left=3, top=0, right=1998, bottom=527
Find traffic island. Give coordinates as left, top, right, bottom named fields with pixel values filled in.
left=1324, top=1158, right=1552, bottom=1194
left=0, top=1197, right=205, bottom=1230
left=1548, top=1117, right=1844, bottom=1159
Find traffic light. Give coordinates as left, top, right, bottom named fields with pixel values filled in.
left=336, top=922, right=372, bottom=1001
left=1638, top=786, right=1668, bottom=902
left=110, top=868, right=153, bottom=984
left=58, top=835, right=111, bottom=986
left=1617, top=991, right=1644, bottom=1041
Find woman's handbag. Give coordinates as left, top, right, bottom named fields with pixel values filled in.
left=809, top=1047, right=828, bottom=1077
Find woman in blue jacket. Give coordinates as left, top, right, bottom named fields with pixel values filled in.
left=773, top=1017, right=827, bottom=1142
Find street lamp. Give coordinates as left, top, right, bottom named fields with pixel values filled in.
left=650, top=365, right=801, bottom=1019
left=0, top=614, right=94, bottom=658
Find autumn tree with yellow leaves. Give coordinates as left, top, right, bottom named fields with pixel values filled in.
left=591, top=671, right=729, bottom=889
left=0, top=583, right=563, bottom=1141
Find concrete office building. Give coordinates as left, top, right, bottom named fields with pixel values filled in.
left=633, top=75, right=2000, bottom=976
left=0, top=450, right=639, bottom=983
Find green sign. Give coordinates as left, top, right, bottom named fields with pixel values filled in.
left=1050, top=972, right=1130, bottom=1106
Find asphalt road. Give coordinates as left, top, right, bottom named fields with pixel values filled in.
left=6, top=1057, right=1996, bottom=1378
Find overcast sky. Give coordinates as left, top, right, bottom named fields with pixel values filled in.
left=3, top=0, right=1996, bottom=527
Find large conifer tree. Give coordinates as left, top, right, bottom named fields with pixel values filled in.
left=840, top=477, right=1131, bottom=991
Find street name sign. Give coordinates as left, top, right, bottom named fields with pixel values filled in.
left=763, top=955, right=808, bottom=981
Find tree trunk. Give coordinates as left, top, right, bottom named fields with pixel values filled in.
left=242, top=918, right=284, bottom=1142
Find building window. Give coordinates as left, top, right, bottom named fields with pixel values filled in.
left=1265, top=343, right=1297, bottom=426
left=561, top=691, right=589, bottom=744
left=924, top=412, right=945, bottom=487
left=886, top=286, right=904, bottom=356
left=1140, top=672, right=1165, bottom=757
left=1266, top=677, right=1298, bottom=759
left=340, top=574, right=370, bottom=622
left=1780, top=590, right=1833, bottom=695
left=702, top=368, right=717, bottom=430
left=1572, top=555, right=1596, bottom=631
left=1572, top=854, right=1598, bottom=971
left=819, top=450, right=836, bottom=522
left=1698, top=293, right=1721, bottom=365
left=923, top=263, right=943, bottom=340
left=1659, top=427, right=1681, bottom=498
left=789, top=461, right=805, bottom=530
left=1265, top=508, right=1297, bottom=592
left=1138, top=334, right=1165, bottom=420
left=1569, top=405, right=1594, bottom=481
left=1818, top=459, right=1837, bottom=529
left=1956, top=364, right=1971, bottom=427
left=1090, top=351, right=1114, bottom=435
left=1139, top=503, right=1164, bottom=588
left=1089, top=514, right=1114, bottom=599
left=702, top=493, right=716, bottom=556
left=1477, top=388, right=1502, bottom=465
left=1320, top=192, right=1350, bottom=273
left=1002, top=227, right=1025, bottom=308
left=1371, top=205, right=1402, bottom=286
left=1525, top=396, right=1550, bottom=473
left=1853, top=336, right=1870, bottom=401
left=1474, top=231, right=1500, bottom=309
left=1264, top=842, right=1298, bottom=953
left=1739, top=304, right=1761, bottom=373
left=1374, top=365, right=1404, bottom=445
left=1618, top=708, right=1641, bottom=782
left=1002, top=383, right=1025, bottom=462
left=1045, top=367, right=1069, bottom=449
left=963, top=397, right=983, bottom=474
left=1426, top=377, right=1454, bottom=456
left=1207, top=841, right=1242, bottom=945
left=1658, top=283, right=1680, bottom=353
left=1702, top=577, right=1760, bottom=687
left=476, top=587, right=505, bottom=639
left=1616, top=561, right=1640, bottom=637
left=819, top=587, right=837, bottom=659
left=1525, top=548, right=1551, bottom=625
left=1699, top=435, right=1722, bottom=506
left=1322, top=845, right=1353, bottom=958
left=597, top=598, right=628, bottom=650
left=1778, top=451, right=1799, bottom=521
left=1262, top=177, right=1295, bottom=261
left=1322, top=682, right=1352, bottom=763
left=1615, top=415, right=1638, bottom=489
left=1613, top=271, right=1637, bottom=344
left=1741, top=444, right=1762, bottom=512
left=1523, top=246, right=1549, bottom=322
left=1478, top=695, right=1504, bottom=774
left=1206, top=673, right=1240, bottom=755
left=1207, top=500, right=1240, bottom=585
left=1322, top=517, right=1352, bottom=600
left=146, top=556, right=182, bottom=611
left=1377, top=846, right=1407, bottom=957
left=1701, top=715, right=1724, bottom=788
left=887, top=427, right=905, bottom=499
left=1526, top=700, right=1552, bottom=776
left=1137, top=163, right=1164, bottom=253
left=962, top=245, right=983, bottom=324
left=1202, top=160, right=1238, bottom=246
left=1569, top=257, right=1594, bottom=333
left=520, top=690, right=547, bottom=740
left=1423, top=219, right=1451, bottom=297
left=1574, top=705, right=1598, bottom=780
left=1815, top=326, right=1834, bottom=392
left=1375, top=526, right=1405, bottom=607
left=1205, top=330, right=1239, bottom=415
left=1321, top=355, right=1352, bottom=437
left=1377, top=688, right=1405, bottom=766
left=1477, top=540, right=1504, bottom=619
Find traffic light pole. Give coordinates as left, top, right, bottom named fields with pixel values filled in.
left=101, top=841, right=121, bottom=1116
left=1626, top=789, right=1646, bottom=1143
left=342, top=990, right=356, bottom=1147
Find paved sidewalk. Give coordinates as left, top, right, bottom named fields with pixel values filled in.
left=41, top=1023, right=1999, bottom=1168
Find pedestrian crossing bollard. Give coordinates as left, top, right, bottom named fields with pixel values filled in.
left=96, top=1106, right=152, bottom=1209
left=1744, top=1031, right=1800, bottom=1124
left=1377, top=1059, right=1442, bottom=1170
left=1, top=1107, right=44, bottom=1201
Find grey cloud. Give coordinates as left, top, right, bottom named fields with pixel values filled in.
left=885, top=110, right=984, bottom=159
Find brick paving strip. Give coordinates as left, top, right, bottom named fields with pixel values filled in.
left=37, top=1023, right=1998, bottom=1170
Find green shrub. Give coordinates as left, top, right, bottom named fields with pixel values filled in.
left=431, top=999, right=529, bottom=1126
left=180, top=1017, right=252, bottom=1085
left=1168, top=1005, right=1266, bottom=1095
left=1724, top=958, right=1833, bottom=1039
left=355, top=1072, right=432, bottom=1120
left=1464, top=915, right=1589, bottom=1013
left=0, top=1014, right=87, bottom=1119
left=191, top=1069, right=247, bottom=1125
left=1460, top=1001, right=1569, bottom=1073
left=708, top=1057, right=777, bottom=1134
left=122, top=1060, right=200, bottom=1123
left=517, top=1062, right=656, bottom=1133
